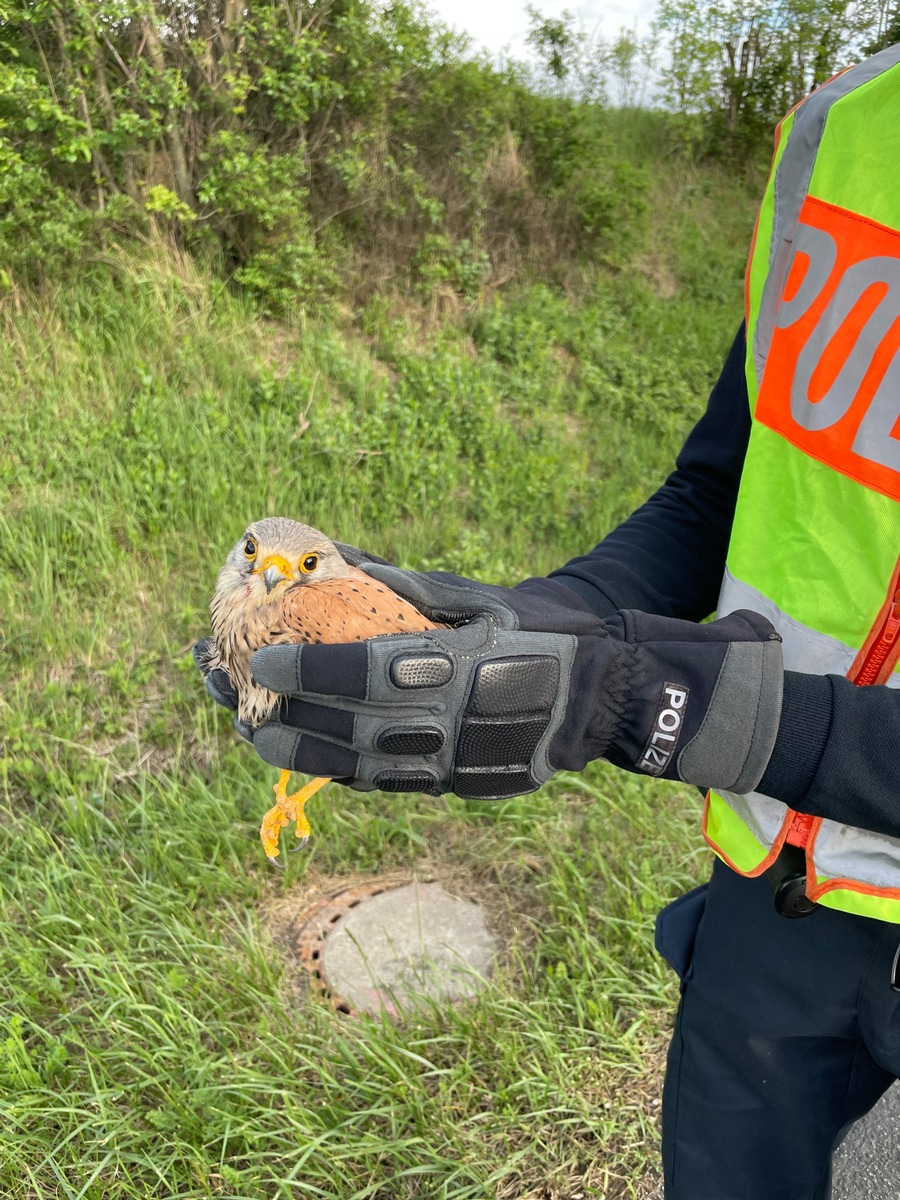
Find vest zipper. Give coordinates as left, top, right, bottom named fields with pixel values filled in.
left=852, top=589, right=900, bottom=687
left=786, top=575, right=900, bottom=849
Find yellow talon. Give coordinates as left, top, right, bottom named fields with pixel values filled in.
left=260, top=771, right=331, bottom=864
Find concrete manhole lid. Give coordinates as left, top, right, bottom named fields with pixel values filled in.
left=288, top=880, right=500, bottom=1018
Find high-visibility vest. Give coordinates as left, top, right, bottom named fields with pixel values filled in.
left=705, top=44, right=900, bottom=922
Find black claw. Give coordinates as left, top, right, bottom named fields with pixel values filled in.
left=267, top=855, right=287, bottom=869
left=289, top=837, right=310, bottom=854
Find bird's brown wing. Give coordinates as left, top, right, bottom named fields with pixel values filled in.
left=281, top=568, right=440, bottom=644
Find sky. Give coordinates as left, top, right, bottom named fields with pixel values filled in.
left=424, top=0, right=659, bottom=65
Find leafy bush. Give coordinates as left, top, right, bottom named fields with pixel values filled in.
left=0, top=0, right=650, bottom=309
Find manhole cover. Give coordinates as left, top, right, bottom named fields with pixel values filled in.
left=288, top=880, right=500, bottom=1017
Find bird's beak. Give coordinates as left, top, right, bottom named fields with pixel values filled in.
left=258, top=554, right=292, bottom=593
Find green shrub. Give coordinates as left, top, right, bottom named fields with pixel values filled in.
left=0, top=0, right=654, bottom=309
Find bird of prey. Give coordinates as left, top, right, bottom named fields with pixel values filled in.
left=208, top=517, right=439, bottom=865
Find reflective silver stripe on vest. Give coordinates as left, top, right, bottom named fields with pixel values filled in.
left=814, top=819, right=900, bottom=889
left=716, top=570, right=900, bottom=892
left=719, top=568, right=900, bottom=687
left=753, top=46, right=900, bottom=392
left=715, top=784, right=789, bottom=853
left=718, top=568, right=877, bottom=679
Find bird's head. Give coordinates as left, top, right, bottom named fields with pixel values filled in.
left=217, top=517, right=352, bottom=601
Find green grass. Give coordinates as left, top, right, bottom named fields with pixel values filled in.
left=0, top=159, right=756, bottom=1198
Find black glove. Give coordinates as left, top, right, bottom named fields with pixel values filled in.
left=209, top=564, right=784, bottom=799
left=193, top=638, right=239, bottom=711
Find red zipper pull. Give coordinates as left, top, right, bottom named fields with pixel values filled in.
left=785, top=810, right=815, bottom=848
left=886, top=593, right=900, bottom=640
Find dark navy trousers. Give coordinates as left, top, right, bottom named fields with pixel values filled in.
left=657, top=858, right=900, bottom=1199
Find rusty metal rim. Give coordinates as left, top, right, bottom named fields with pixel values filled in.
left=286, top=880, right=407, bottom=1017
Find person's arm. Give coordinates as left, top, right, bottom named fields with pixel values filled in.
left=758, top=673, right=900, bottom=840
left=549, top=324, right=751, bottom=622
left=546, top=322, right=900, bottom=843
left=196, top=318, right=900, bottom=846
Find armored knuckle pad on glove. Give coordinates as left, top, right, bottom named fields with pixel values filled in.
left=250, top=616, right=579, bottom=799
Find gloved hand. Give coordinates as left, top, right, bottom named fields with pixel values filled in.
left=193, top=638, right=239, bottom=712
left=196, top=562, right=784, bottom=799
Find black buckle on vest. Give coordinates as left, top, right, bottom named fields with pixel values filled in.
left=766, top=844, right=819, bottom=919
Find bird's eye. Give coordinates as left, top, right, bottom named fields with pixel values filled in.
left=243, top=538, right=257, bottom=559
left=300, top=554, right=319, bottom=573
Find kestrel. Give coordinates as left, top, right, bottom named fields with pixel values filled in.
left=207, top=517, right=440, bottom=864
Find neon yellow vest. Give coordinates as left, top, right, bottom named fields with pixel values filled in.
left=705, top=46, right=900, bottom=921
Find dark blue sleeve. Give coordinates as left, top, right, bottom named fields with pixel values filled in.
left=549, top=324, right=751, bottom=622
left=542, top=322, right=900, bottom=841
left=759, top=670, right=900, bottom=840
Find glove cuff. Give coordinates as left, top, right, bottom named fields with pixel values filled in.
left=676, top=631, right=784, bottom=793
left=555, top=608, right=785, bottom=792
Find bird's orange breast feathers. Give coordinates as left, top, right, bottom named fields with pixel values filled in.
left=278, top=570, right=437, bottom=643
